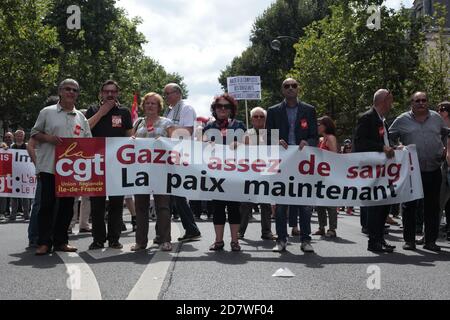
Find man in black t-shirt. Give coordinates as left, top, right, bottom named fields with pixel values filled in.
left=86, top=80, right=133, bottom=250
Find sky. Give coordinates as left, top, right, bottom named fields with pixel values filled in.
left=116, top=0, right=414, bottom=117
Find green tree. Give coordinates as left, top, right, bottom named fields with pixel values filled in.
left=290, top=2, right=427, bottom=139
left=418, top=2, right=450, bottom=106
left=0, top=0, right=60, bottom=130
left=0, top=0, right=186, bottom=132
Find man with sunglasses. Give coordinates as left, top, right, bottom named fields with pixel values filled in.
left=162, top=83, right=201, bottom=242
left=30, top=79, right=91, bottom=255
left=390, top=92, right=448, bottom=252
left=266, top=78, right=318, bottom=253
left=86, top=80, right=133, bottom=250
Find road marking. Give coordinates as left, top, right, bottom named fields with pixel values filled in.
left=84, top=242, right=135, bottom=260
left=126, top=222, right=181, bottom=300
left=56, top=252, right=102, bottom=300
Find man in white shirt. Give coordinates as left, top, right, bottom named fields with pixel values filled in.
left=162, top=83, right=201, bottom=241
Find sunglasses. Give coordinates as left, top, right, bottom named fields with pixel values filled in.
left=252, top=115, right=265, bottom=119
left=64, top=87, right=79, bottom=93
left=439, top=108, right=448, bottom=112
left=214, top=103, right=233, bottom=110
left=414, top=98, right=427, bottom=103
left=283, top=83, right=298, bottom=89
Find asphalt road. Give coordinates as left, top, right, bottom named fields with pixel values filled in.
left=1, top=208, right=449, bottom=301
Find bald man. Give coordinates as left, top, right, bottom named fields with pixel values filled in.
left=353, top=89, right=396, bottom=253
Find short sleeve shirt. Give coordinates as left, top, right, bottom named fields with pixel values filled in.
left=86, top=105, right=133, bottom=137
left=31, top=103, right=92, bottom=174
left=135, top=117, right=173, bottom=138
left=166, top=101, right=196, bottom=128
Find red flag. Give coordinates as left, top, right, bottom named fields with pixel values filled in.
left=131, top=93, right=138, bottom=124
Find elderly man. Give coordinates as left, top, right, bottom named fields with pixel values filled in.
left=162, top=83, right=201, bottom=242
left=266, top=78, right=318, bottom=253
left=86, top=80, right=133, bottom=250
left=31, top=79, right=91, bottom=255
left=238, top=107, right=276, bottom=240
left=353, top=89, right=396, bottom=253
left=389, top=92, right=447, bottom=252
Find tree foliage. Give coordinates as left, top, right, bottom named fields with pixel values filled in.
left=418, top=2, right=450, bottom=107
left=0, top=0, right=185, bottom=131
left=290, top=2, right=428, bottom=139
left=218, top=0, right=332, bottom=121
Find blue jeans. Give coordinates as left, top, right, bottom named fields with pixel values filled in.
left=28, top=178, right=41, bottom=244
left=276, top=205, right=312, bottom=242
left=172, top=196, right=200, bottom=235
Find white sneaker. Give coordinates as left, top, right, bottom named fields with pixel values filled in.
left=272, top=241, right=287, bottom=252
left=301, top=241, right=314, bottom=253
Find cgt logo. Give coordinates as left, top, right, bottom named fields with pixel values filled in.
left=55, top=141, right=104, bottom=182
left=0, top=152, right=13, bottom=193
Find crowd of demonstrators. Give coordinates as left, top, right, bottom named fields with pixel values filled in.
left=86, top=80, right=133, bottom=250
left=162, top=83, right=202, bottom=242
left=238, top=107, right=276, bottom=241
left=267, top=78, right=318, bottom=253
left=131, top=92, right=174, bottom=252
left=3, top=75, right=450, bottom=257
left=203, top=93, right=246, bottom=251
left=389, top=92, right=447, bottom=252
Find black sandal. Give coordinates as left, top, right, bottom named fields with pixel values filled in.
left=230, top=241, right=241, bottom=252
left=209, top=241, right=224, bottom=251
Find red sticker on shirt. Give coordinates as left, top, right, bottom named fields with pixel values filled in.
left=112, top=115, right=122, bottom=128
left=379, top=126, right=385, bottom=137
left=300, top=119, right=308, bottom=129
left=74, top=124, right=81, bottom=136
left=147, top=121, right=154, bottom=132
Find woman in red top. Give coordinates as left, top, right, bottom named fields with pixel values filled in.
left=314, top=116, right=339, bottom=237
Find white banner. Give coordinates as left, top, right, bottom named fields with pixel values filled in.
left=227, top=76, right=261, bottom=100
left=0, top=149, right=37, bottom=199
left=98, top=138, right=423, bottom=206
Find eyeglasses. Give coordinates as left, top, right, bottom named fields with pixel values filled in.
left=102, top=89, right=118, bottom=94
left=283, top=83, right=298, bottom=89
left=214, top=103, right=233, bottom=110
left=63, top=87, right=79, bottom=93
left=414, top=98, right=427, bottom=103
left=439, top=108, right=448, bottom=113
left=252, top=115, right=265, bottom=119
left=163, top=91, right=176, bottom=97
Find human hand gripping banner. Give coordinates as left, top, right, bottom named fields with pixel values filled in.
left=54, top=137, right=423, bottom=206
left=0, top=150, right=37, bottom=199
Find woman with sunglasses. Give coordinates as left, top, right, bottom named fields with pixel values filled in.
left=314, top=116, right=339, bottom=238
left=203, top=93, right=246, bottom=251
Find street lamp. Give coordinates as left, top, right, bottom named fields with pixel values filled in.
left=270, top=36, right=298, bottom=51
